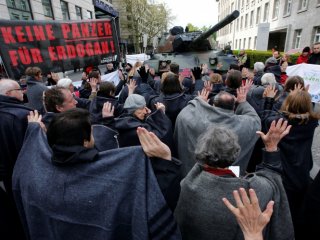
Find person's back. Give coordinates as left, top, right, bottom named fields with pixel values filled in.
left=12, top=109, right=181, bottom=240
left=25, top=67, right=47, bottom=112
left=174, top=125, right=294, bottom=240
left=149, top=73, right=194, bottom=127
left=174, top=88, right=261, bottom=177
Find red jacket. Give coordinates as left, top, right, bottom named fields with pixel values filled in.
left=296, top=54, right=309, bottom=64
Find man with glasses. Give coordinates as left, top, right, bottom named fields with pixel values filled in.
left=308, top=42, right=320, bottom=65
left=0, top=78, right=32, bottom=239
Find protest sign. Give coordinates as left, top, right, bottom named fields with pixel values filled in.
left=286, top=63, right=320, bottom=102
left=0, top=19, right=119, bottom=79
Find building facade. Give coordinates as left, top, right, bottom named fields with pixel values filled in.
left=112, top=0, right=153, bottom=53
left=217, top=0, right=320, bottom=52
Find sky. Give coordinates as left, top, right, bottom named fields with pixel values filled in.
left=161, top=0, right=219, bottom=29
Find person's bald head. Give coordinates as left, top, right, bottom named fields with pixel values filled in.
left=0, top=79, right=24, bottom=102
left=212, top=91, right=236, bottom=110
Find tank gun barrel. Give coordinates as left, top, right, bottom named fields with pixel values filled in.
left=193, top=10, right=240, bottom=44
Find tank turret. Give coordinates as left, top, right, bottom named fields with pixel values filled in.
left=157, top=10, right=239, bottom=53
left=143, top=10, right=240, bottom=74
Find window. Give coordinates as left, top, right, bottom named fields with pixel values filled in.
left=239, top=39, right=242, bottom=49
left=245, top=14, right=248, bottom=28
left=60, top=1, right=69, bottom=20
left=273, top=0, right=279, bottom=19
left=254, top=36, right=257, bottom=49
left=41, top=0, right=53, bottom=18
left=294, top=29, right=302, bottom=49
left=250, top=10, right=254, bottom=27
left=313, top=27, right=320, bottom=43
left=75, top=6, right=82, bottom=20
left=298, top=0, right=308, bottom=11
left=236, top=39, right=238, bottom=49
left=236, top=19, right=239, bottom=31
left=240, top=16, right=243, bottom=29
left=284, top=0, right=292, bottom=15
left=6, top=0, right=33, bottom=20
left=263, top=2, right=269, bottom=22
left=87, top=10, right=92, bottom=19
left=256, top=7, right=261, bottom=24
left=248, top=37, right=251, bottom=49
left=243, top=38, right=246, bottom=49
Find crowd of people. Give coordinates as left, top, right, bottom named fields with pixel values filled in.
left=1, top=42, right=320, bottom=240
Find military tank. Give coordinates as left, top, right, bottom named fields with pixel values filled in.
left=144, top=10, right=240, bottom=75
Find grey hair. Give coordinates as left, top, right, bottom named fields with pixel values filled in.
left=195, top=125, right=241, bottom=168
left=261, top=73, right=276, bottom=86
left=0, top=79, right=18, bottom=95
left=57, top=78, right=72, bottom=88
left=254, top=62, right=264, bottom=72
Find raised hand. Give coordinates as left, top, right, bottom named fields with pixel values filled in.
left=256, top=118, right=291, bottom=152
left=242, top=79, right=253, bottom=92
left=198, top=88, right=210, bottom=102
left=88, top=77, right=98, bottom=92
left=102, top=102, right=114, bottom=118
left=223, top=188, right=274, bottom=240
left=191, top=67, right=202, bottom=80
left=137, top=65, right=148, bottom=82
left=27, top=110, right=46, bottom=131
left=263, top=85, right=278, bottom=98
left=137, top=127, right=171, bottom=160
left=204, top=80, right=213, bottom=92
left=155, top=102, right=166, bottom=113
left=236, top=86, right=248, bottom=103
left=127, top=79, right=137, bottom=95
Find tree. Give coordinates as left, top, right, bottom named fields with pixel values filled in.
left=185, top=23, right=200, bottom=32
left=121, top=0, right=175, bottom=53
left=145, top=3, right=175, bottom=41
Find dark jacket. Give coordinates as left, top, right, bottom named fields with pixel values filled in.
left=113, top=110, right=174, bottom=150
left=308, top=53, right=320, bottom=65
left=192, top=79, right=204, bottom=95
left=253, top=71, right=264, bottom=85
left=118, top=80, right=156, bottom=104
left=149, top=93, right=194, bottom=127
left=12, top=123, right=182, bottom=240
left=0, top=95, right=32, bottom=185
left=0, top=95, right=32, bottom=240
left=89, top=96, right=124, bottom=124
left=260, top=106, right=318, bottom=192
left=26, top=77, right=47, bottom=113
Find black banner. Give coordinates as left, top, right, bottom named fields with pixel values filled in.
left=0, top=19, right=119, bottom=79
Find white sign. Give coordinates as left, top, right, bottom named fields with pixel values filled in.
left=143, top=33, right=148, bottom=48
left=286, top=63, right=320, bottom=102
left=101, top=70, right=120, bottom=86
left=256, top=23, right=270, bottom=51
left=125, top=54, right=150, bottom=66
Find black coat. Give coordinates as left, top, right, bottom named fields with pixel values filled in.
left=149, top=92, right=194, bottom=127
left=0, top=95, right=32, bottom=186
left=114, top=110, right=174, bottom=150
left=0, top=95, right=32, bottom=240
left=89, top=96, right=124, bottom=124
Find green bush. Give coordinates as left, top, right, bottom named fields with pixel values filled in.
left=233, top=50, right=300, bottom=69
